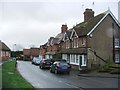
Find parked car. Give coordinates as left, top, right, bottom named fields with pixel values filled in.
left=39, top=59, right=52, bottom=69
left=50, top=61, right=71, bottom=74
left=32, top=57, right=41, bottom=65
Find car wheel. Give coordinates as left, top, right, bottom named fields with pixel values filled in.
left=55, top=69, right=58, bottom=74
left=39, top=66, right=41, bottom=69
left=50, top=68, right=53, bottom=73
left=41, top=66, right=44, bottom=69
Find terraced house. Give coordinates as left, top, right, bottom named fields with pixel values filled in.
left=40, top=8, right=120, bottom=70
left=40, top=25, right=67, bottom=59
left=62, top=8, right=120, bottom=70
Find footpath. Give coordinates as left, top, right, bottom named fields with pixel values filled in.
left=71, top=69, right=119, bottom=78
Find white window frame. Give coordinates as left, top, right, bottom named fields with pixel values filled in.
left=115, top=53, right=120, bottom=63
left=73, top=38, right=78, bottom=48
left=70, top=54, right=79, bottom=65
left=115, top=38, right=120, bottom=48
left=66, top=40, right=70, bottom=49
left=81, top=55, right=87, bottom=66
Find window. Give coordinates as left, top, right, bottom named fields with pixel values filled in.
left=2, top=51, right=5, bottom=56
left=73, top=38, right=78, bottom=48
left=82, top=38, right=85, bottom=45
left=66, top=40, right=70, bottom=49
left=115, top=38, right=120, bottom=48
left=115, top=54, right=120, bottom=63
left=83, top=55, right=87, bottom=66
left=76, top=55, right=78, bottom=63
left=6, top=52, right=9, bottom=56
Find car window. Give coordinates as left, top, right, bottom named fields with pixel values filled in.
left=60, top=63, right=68, bottom=66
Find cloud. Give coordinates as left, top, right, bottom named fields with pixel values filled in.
left=0, top=1, right=119, bottom=50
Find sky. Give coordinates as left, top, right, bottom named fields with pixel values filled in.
left=0, top=0, right=119, bottom=51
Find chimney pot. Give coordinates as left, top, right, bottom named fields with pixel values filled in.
left=61, top=24, right=68, bottom=33
left=84, top=8, right=94, bottom=22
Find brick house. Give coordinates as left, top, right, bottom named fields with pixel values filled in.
left=23, top=49, right=30, bottom=60
left=0, top=41, right=11, bottom=61
left=40, top=25, right=68, bottom=59
left=23, top=47, right=40, bottom=60
left=61, top=9, right=120, bottom=70
left=39, top=43, right=47, bottom=59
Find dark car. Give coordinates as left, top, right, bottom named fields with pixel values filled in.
left=39, top=59, right=52, bottom=69
left=32, top=57, right=41, bottom=65
left=50, top=61, right=71, bottom=74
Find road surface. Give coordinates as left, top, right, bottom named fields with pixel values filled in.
left=17, top=61, right=119, bottom=89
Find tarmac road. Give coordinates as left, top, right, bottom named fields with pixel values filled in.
left=17, top=61, right=119, bottom=89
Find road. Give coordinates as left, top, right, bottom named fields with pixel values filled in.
left=17, top=61, right=119, bottom=89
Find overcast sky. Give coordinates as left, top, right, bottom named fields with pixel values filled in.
left=0, top=0, right=119, bottom=51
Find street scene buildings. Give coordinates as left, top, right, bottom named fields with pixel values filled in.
left=1, top=2, right=120, bottom=89
left=39, top=8, right=120, bottom=70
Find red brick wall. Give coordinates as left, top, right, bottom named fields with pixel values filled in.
left=40, top=48, right=46, bottom=55
left=52, top=44, right=60, bottom=52
left=23, top=49, right=30, bottom=55
left=2, top=51, right=10, bottom=61
left=47, top=46, right=52, bottom=52
left=30, top=48, right=40, bottom=56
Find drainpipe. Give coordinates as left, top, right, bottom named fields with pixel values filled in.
left=112, top=23, right=115, bottom=62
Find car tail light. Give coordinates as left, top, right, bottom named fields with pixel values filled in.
left=42, top=61, right=45, bottom=64
left=57, top=63, right=60, bottom=68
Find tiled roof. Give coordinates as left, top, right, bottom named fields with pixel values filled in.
left=73, top=12, right=106, bottom=37
left=0, top=41, right=11, bottom=51
left=40, top=43, right=47, bottom=49
left=52, top=38, right=60, bottom=45
left=55, top=33, right=64, bottom=41
left=66, top=29, right=73, bottom=39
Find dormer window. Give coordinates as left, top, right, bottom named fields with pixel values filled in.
left=73, top=38, right=78, bottom=48
left=66, top=40, right=70, bottom=49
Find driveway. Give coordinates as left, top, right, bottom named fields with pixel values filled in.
left=17, top=61, right=119, bottom=89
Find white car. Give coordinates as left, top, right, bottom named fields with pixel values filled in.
left=32, top=57, right=41, bottom=65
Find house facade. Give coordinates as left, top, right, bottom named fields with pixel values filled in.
left=61, top=9, right=120, bottom=70
left=39, top=8, right=120, bottom=70
left=0, top=41, right=11, bottom=61
left=23, top=47, right=40, bottom=60
left=40, top=25, right=67, bottom=60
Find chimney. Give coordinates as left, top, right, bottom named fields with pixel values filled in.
left=84, top=8, right=94, bottom=22
left=61, top=24, right=68, bottom=33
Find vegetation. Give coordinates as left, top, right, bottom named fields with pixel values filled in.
left=99, top=60, right=120, bottom=74
left=2, top=60, right=33, bottom=89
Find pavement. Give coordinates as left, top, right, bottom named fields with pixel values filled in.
left=78, top=72, right=119, bottom=78
left=71, top=69, right=119, bottom=78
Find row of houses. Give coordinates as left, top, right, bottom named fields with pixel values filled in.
left=39, top=8, right=120, bottom=70
left=0, top=40, right=11, bottom=61
left=23, top=48, right=40, bottom=60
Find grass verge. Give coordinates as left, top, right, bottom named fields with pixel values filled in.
left=2, top=60, right=33, bottom=89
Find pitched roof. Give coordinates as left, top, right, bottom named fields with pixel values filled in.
left=40, top=43, right=47, bottom=49
left=55, top=33, right=64, bottom=41
left=87, top=10, right=120, bottom=35
left=73, top=12, right=106, bottom=37
left=0, top=41, right=11, bottom=51
left=66, top=29, right=73, bottom=39
left=52, top=38, right=60, bottom=45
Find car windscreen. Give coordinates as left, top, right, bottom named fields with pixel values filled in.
left=36, top=59, right=41, bottom=61
left=60, top=63, right=68, bottom=66
left=45, top=60, right=51, bottom=63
